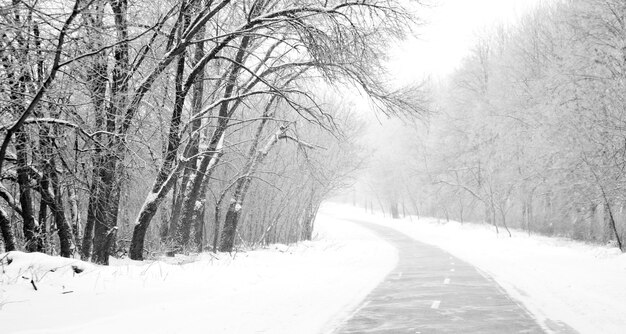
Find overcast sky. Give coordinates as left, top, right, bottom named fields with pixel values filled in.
left=388, top=0, right=547, bottom=83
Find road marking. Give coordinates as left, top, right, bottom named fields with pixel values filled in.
left=443, top=278, right=450, bottom=284
left=450, top=268, right=455, bottom=272
left=431, top=300, right=441, bottom=309
left=398, top=272, right=403, bottom=279
left=450, top=262, right=455, bottom=265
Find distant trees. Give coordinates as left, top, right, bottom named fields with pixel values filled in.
left=0, top=0, right=423, bottom=261
left=363, top=0, right=626, bottom=251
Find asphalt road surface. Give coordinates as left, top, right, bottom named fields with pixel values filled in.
left=333, top=219, right=571, bottom=334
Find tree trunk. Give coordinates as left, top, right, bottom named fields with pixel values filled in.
left=301, top=190, right=320, bottom=241
left=214, top=94, right=282, bottom=251
left=89, top=0, right=129, bottom=265
left=522, top=199, right=528, bottom=235
left=15, top=131, right=43, bottom=252
left=37, top=120, right=74, bottom=257
left=604, top=201, right=623, bottom=251
left=81, top=0, right=108, bottom=261
left=163, top=180, right=177, bottom=243
left=499, top=207, right=512, bottom=237
left=91, top=156, right=119, bottom=264
left=487, top=203, right=499, bottom=234
left=373, top=192, right=386, bottom=217
left=0, top=207, right=16, bottom=252
left=129, top=162, right=184, bottom=260
left=129, top=45, right=187, bottom=259
left=528, top=195, right=534, bottom=235
left=177, top=133, right=225, bottom=246
left=38, top=173, right=50, bottom=253
left=176, top=35, right=252, bottom=248
left=169, top=16, right=206, bottom=241
left=220, top=205, right=241, bottom=252
left=36, top=106, right=52, bottom=254
left=589, top=203, right=598, bottom=240
left=390, top=202, right=400, bottom=219
left=39, top=170, right=74, bottom=257
left=219, top=126, right=288, bottom=252
left=49, top=160, right=74, bottom=257
left=67, top=183, right=81, bottom=244
left=401, top=201, right=407, bottom=218
left=82, top=165, right=101, bottom=260
left=82, top=180, right=97, bottom=260
left=193, top=205, right=206, bottom=252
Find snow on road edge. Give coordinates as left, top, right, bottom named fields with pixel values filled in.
left=315, top=213, right=398, bottom=333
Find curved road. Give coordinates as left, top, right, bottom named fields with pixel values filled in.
left=333, top=219, right=557, bottom=334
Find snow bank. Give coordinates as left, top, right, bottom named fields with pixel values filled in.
left=322, top=202, right=626, bottom=334
left=0, top=214, right=396, bottom=334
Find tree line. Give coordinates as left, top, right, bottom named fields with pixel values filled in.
left=0, top=0, right=422, bottom=263
left=363, top=0, right=626, bottom=252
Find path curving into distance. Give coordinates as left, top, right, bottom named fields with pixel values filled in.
left=333, top=219, right=565, bottom=334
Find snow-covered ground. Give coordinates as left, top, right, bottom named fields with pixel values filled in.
left=4, top=203, right=624, bottom=334
left=322, top=202, right=626, bottom=334
left=0, top=214, right=396, bottom=334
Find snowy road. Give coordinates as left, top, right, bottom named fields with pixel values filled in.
left=333, top=219, right=549, bottom=334
left=3, top=204, right=624, bottom=333
left=323, top=203, right=626, bottom=334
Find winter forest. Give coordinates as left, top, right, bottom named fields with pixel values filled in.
left=0, top=0, right=421, bottom=263
left=3, top=0, right=626, bottom=332
left=361, top=0, right=626, bottom=252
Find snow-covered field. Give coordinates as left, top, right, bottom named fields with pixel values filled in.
left=322, top=202, right=626, bottom=334
left=0, top=214, right=396, bottom=334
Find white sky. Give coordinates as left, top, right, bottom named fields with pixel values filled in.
left=388, top=0, right=547, bottom=83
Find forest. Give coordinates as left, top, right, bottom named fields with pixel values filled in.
left=5, top=0, right=626, bottom=267
left=0, top=0, right=422, bottom=264
left=363, top=0, right=626, bottom=252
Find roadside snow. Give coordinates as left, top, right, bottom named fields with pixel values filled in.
left=322, top=202, right=626, bottom=334
left=0, top=213, right=396, bottom=334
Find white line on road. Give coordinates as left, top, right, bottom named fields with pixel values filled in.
left=450, top=268, right=455, bottom=272
left=431, top=300, right=441, bottom=309
left=398, top=272, right=403, bottom=279
left=443, top=278, right=450, bottom=284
